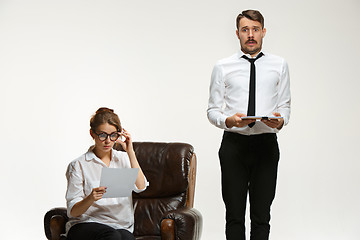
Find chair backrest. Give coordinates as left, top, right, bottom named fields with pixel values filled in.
left=113, top=142, right=196, bottom=237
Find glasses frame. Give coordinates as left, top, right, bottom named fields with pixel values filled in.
left=93, top=130, right=120, bottom=142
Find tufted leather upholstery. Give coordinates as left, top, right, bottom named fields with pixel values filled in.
left=44, top=142, right=202, bottom=240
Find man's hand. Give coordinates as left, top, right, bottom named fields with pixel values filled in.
left=225, top=113, right=255, bottom=128
left=261, top=112, right=284, bottom=130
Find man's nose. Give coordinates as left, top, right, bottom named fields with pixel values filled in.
left=248, top=29, right=254, bottom=37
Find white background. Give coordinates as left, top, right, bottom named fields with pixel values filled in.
left=1, top=0, right=360, bottom=239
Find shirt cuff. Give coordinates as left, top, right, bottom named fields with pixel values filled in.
left=219, top=115, right=232, bottom=130
left=133, top=176, right=149, bottom=193
left=280, top=113, right=290, bottom=126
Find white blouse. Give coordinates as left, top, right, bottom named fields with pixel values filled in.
left=65, top=146, right=149, bottom=234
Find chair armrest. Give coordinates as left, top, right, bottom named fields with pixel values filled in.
left=161, top=207, right=202, bottom=240
left=44, top=207, right=68, bottom=240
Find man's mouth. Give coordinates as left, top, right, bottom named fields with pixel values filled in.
left=246, top=40, right=257, bottom=45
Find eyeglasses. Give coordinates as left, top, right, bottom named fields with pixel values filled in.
left=93, top=131, right=120, bottom=141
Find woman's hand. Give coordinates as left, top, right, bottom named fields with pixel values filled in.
left=116, top=129, right=134, bottom=153
left=88, top=186, right=107, bottom=202
left=70, top=186, right=107, bottom=217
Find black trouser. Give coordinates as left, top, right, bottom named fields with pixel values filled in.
left=67, top=222, right=136, bottom=240
left=219, top=131, right=280, bottom=240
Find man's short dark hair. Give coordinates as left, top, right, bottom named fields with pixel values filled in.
left=236, top=10, right=264, bottom=30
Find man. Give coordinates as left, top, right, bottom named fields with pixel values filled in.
left=207, top=10, right=291, bottom=240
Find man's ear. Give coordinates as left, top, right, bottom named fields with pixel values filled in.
left=236, top=29, right=240, bottom=40
left=262, top=27, right=267, bottom=38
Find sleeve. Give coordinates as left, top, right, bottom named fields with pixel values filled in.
left=133, top=175, right=149, bottom=193
left=277, top=59, right=291, bottom=125
left=65, top=161, right=84, bottom=217
left=207, top=63, right=231, bottom=130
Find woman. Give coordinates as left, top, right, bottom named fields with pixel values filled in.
left=65, top=107, right=148, bottom=240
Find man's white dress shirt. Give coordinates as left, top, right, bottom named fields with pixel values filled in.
left=207, top=50, right=291, bottom=135
left=65, top=147, right=149, bottom=234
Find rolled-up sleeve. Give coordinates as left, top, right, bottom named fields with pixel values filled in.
left=65, top=161, right=84, bottom=217
left=133, top=175, right=149, bottom=193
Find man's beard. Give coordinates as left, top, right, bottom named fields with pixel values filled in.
left=241, top=39, right=262, bottom=55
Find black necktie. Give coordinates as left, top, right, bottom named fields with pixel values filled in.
left=242, top=52, right=263, bottom=128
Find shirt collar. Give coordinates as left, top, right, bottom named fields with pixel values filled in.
left=237, top=50, right=266, bottom=59
left=85, top=146, right=119, bottom=163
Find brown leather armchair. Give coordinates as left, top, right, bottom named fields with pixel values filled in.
left=44, top=142, right=202, bottom=240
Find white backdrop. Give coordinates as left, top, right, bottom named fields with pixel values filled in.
left=1, top=0, right=360, bottom=239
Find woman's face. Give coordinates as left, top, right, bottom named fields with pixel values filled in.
left=91, top=123, right=119, bottom=154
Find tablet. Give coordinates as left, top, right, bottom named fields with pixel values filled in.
left=241, top=116, right=283, bottom=120
left=100, top=168, right=139, bottom=198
